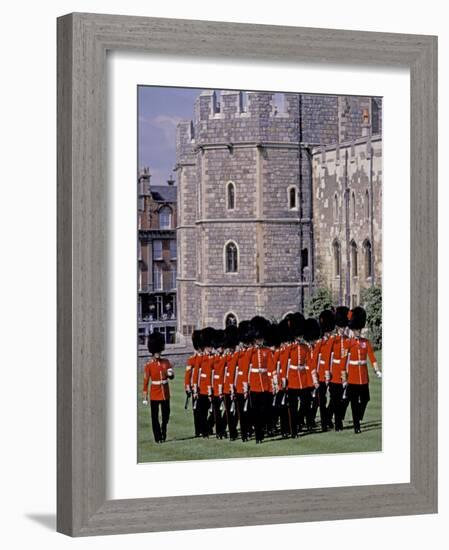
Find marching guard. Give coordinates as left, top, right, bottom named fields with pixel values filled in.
left=142, top=331, right=175, bottom=443
left=234, top=321, right=254, bottom=442
left=185, top=329, right=203, bottom=437
left=328, top=306, right=351, bottom=431
left=222, top=324, right=240, bottom=441
left=345, top=307, right=382, bottom=433
left=195, top=327, right=215, bottom=438
left=314, top=310, right=336, bottom=431
left=211, top=329, right=227, bottom=438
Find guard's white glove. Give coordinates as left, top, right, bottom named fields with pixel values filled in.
left=375, top=369, right=382, bottom=379
left=142, top=399, right=148, bottom=406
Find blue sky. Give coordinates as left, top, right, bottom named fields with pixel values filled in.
left=138, top=86, right=202, bottom=186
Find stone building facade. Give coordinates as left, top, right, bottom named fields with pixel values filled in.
left=137, top=169, right=178, bottom=347
left=175, top=90, right=382, bottom=338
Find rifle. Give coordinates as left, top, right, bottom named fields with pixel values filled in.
left=184, top=393, right=191, bottom=410
left=243, top=361, right=252, bottom=412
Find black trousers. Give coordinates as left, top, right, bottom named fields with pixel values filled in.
left=287, top=389, right=300, bottom=436
left=150, top=399, right=170, bottom=442
left=328, top=383, right=350, bottom=429
left=236, top=393, right=251, bottom=441
left=224, top=394, right=238, bottom=440
left=192, top=396, right=201, bottom=437
left=276, top=390, right=290, bottom=436
left=347, top=384, right=370, bottom=431
left=197, top=394, right=214, bottom=437
left=212, top=396, right=226, bottom=437
left=298, top=387, right=314, bottom=430
left=317, top=381, right=331, bottom=430
left=250, top=391, right=270, bottom=442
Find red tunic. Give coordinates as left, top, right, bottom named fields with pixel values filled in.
left=346, top=337, right=377, bottom=385
left=223, top=352, right=237, bottom=395
left=234, top=347, right=253, bottom=394
left=142, top=358, right=172, bottom=401
left=243, top=346, right=272, bottom=393
left=184, top=354, right=197, bottom=391
left=283, top=341, right=312, bottom=390
left=329, top=334, right=351, bottom=384
left=198, top=353, right=214, bottom=395
left=212, top=354, right=226, bottom=396
left=315, top=335, right=335, bottom=383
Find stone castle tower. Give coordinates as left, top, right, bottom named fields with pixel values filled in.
left=175, top=90, right=382, bottom=338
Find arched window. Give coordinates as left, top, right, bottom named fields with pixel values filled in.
left=227, top=181, right=235, bottom=210
left=333, top=193, right=338, bottom=220
left=225, top=241, right=238, bottom=273
left=351, top=192, right=356, bottom=221
left=332, top=239, right=341, bottom=277
left=225, top=312, right=238, bottom=327
left=288, top=187, right=297, bottom=209
left=363, top=239, right=372, bottom=278
left=350, top=240, right=358, bottom=277
left=365, top=190, right=370, bottom=218
left=159, top=206, right=172, bottom=229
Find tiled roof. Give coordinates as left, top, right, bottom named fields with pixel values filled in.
left=151, top=185, right=177, bottom=203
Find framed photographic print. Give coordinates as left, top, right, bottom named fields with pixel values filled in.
left=57, top=13, right=437, bottom=536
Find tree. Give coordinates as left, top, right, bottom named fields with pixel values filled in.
left=304, top=287, right=333, bottom=318
left=361, top=286, right=382, bottom=349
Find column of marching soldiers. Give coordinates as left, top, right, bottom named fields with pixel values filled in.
left=142, top=305, right=381, bottom=444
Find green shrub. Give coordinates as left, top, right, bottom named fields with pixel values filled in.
left=304, top=287, right=333, bottom=318
left=361, top=286, right=382, bottom=349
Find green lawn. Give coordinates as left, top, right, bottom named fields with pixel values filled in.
left=138, top=352, right=382, bottom=463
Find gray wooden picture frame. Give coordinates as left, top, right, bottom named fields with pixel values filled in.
left=57, top=12, right=438, bottom=537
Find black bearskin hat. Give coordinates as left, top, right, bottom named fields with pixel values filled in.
left=290, top=312, right=306, bottom=338
left=238, top=320, right=254, bottom=345
left=250, top=316, right=270, bottom=340
left=319, top=309, right=336, bottom=333
left=335, top=306, right=349, bottom=328
left=278, top=317, right=293, bottom=344
left=211, top=329, right=226, bottom=349
left=201, top=326, right=216, bottom=348
left=191, top=329, right=203, bottom=351
left=147, top=331, right=165, bottom=355
left=304, top=318, right=321, bottom=343
left=263, top=322, right=281, bottom=348
left=225, top=324, right=239, bottom=349
left=348, top=306, right=367, bottom=330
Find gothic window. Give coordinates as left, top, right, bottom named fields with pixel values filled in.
left=239, top=91, right=248, bottom=113
left=227, top=181, right=235, bottom=210
left=351, top=191, right=356, bottom=221
left=363, top=239, right=372, bottom=279
left=159, top=206, right=172, bottom=229
left=225, top=313, right=238, bottom=327
left=365, top=189, right=371, bottom=219
left=169, top=239, right=177, bottom=260
left=350, top=240, right=358, bottom=277
left=333, top=193, right=338, bottom=220
left=153, top=265, right=163, bottom=291
left=213, top=90, right=221, bottom=114
left=332, top=239, right=341, bottom=277
left=153, top=240, right=163, bottom=260
left=288, top=186, right=297, bottom=210
left=225, top=241, right=238, bottom=273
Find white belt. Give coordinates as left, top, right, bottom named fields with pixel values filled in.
left=289, top=365, right=307, bottom=370
left=319, top=360, right=326, bottom=365
left=332, top=359, right=341, bottom=364
left=238, top=370, right=243, bottom=375
left=251, top=368, right=267, bottom=373
left=151, top=380, right=168, bottom=385
left=213, top=375, right=220, bottom=379
left=349, top=360, right=367, bottom=365
left=200, top=373, right=207, bottom=378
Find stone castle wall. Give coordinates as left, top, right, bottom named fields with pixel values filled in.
left=175, top=90, right=382, bottom=334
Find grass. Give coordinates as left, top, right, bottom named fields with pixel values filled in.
left=138, top=352, right=382, bottom=463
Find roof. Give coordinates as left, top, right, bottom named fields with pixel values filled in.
left=150, top=185, right=177, bottom=203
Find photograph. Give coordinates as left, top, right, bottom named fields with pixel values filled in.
left=137, top=86, right=383, bottom=463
